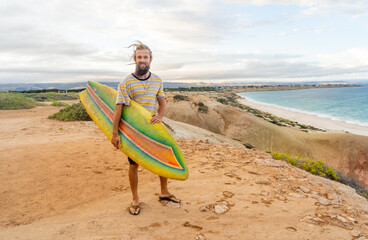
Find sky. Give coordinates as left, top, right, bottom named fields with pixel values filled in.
left=1, top=0, right=368, bottom=84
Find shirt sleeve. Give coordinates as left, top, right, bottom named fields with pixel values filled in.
left=156, top=83, right=165, bottom=99
left=116, top=81, right=131, bottom=105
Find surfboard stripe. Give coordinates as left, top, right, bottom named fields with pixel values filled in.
left=86, top=84, right=183, bottom=169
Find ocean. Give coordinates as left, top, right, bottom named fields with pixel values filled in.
left=238, top=86, right=368, bottom=127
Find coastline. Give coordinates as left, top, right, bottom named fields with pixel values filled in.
left=238, top=97, right=368, bottom=137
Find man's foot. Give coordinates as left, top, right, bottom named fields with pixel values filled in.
left=159, top=194, right=181, bottom=204
left=129, top=203, right=141, bottom=215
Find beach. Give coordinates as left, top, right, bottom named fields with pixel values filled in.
left=238, top=98, right=368, bottom=137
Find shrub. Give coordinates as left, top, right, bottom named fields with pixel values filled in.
left=48, top=102, right=92, bottom=121
left=196, top=102, right=208, bottom=114
left=173, top=94, right=190, bottom=101
left=0, top=92, right=39, bottom=110
left=216, top=97, right=228, bottom=104
left=270, top=152, right=340, bottom=181
left=24, top=92, right=79, bottom=102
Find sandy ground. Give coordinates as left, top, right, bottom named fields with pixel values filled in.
left=1, top=106, right=368, bottom=240
left=238, top=98, right=368, bottom=137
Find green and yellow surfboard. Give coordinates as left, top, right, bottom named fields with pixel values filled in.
left=80, top=81, right=188, bottom=180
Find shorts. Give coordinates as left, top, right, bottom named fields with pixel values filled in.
left=128, top=157, right=138, bottom=165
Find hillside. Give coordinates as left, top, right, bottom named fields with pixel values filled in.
left=0, top=105, right=368, bottom=239
left=164, top=92, right=368, bottom=189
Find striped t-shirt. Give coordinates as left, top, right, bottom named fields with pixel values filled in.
left=116, top=72, right=164, bottom=112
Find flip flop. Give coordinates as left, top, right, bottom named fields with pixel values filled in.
left=159, top=194, right=181, bottom=204
left=129, top=203, right=141, bottom=215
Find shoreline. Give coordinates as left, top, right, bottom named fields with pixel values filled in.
left=238, top=97, right=368, bottom=137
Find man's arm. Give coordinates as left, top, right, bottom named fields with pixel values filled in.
left=111, top=103, right=124, bottom=149
left=150, top=97, right=166, bottom=124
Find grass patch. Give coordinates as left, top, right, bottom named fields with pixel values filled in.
left=195, top=102, right=208, bottom=114
left=173, top=94, right=190, bottom=101
left=48, top=102, right=92, bottom=121
left=23, top=92, right=79, bottom=102
left=270, top=152, right=340, bottom=181
left=50, top=101, right=69, bottom=107
left=0, top=92, right=39, bottom=110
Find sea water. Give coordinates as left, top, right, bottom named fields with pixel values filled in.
left=238, top=86, right=368, bottom=127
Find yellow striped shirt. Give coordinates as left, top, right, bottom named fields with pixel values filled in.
left=116, top=72, right=164, bottom=112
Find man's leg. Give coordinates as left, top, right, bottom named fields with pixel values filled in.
left=159, top=176, right=180, bottom=203
left=129, top=162, right=140, bottom=214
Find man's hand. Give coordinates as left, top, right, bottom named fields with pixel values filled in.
left=111, top=133, right=121, bottom=149
left=150, top=113, right=163, bottom=124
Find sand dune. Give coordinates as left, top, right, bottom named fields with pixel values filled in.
left=1, top=105, right=368, bottom=239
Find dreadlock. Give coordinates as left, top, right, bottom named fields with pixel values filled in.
left=128, top=41, right=152, bottom=60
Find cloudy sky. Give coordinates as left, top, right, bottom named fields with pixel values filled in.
left=1, top=0, right=368, bottom=84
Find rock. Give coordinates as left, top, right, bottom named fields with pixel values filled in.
left=261, top=192, right=269, bottom=196
left=223, top=191, right=235, bottom=198
left=299, top=186, right=311, bottom=193
left=286, top=227, right=297, bottom=232
left=262, top=198, right=272, bottom=204
left=274, top=174, right=288, bottom=181
left=327, top=192, right=342, bottom=203
left=254, top=158, right=285, bottom=168
left=165, top=201, right=181, bottom=208
left=347, top=216, right=357, bottom=224
left=226, top=200, right=235, bottom=207
left=274, top=194, right=286, bottom=201
left=200, top=205, right=211, bottom=212
left=213, top=204, right=229, bottom=214
left=350, top=230, right=361, bottom=238
left=307, top=194, right=320, bottom=200
left=196, top=232, right=205, bottom=240
left=255, top=180, right=271, bottom=185
left=317, top=197, right=331, bottom=206
left=300, top=216, right=325, bottom=225
left=288, top=193, right=305, bottom=198
left=337, top=216, right=347, bottom=223
left=296, top=189, right=306, bottom=195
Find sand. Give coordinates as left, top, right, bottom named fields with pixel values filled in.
left=1, top=106, right=368, bottom=240
left=238, top=98, right=368, bottom=137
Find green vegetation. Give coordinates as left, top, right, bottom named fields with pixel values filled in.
left=48, top=102, right=92, bottom=121
left=0, top=89, right=80, bottom=110
left=173, top=94, right=190, bottom=101
left=165, top=86, right=223, bottom=92
left=0, top=92, right=40, bottom=110
left=11, top=88, right=85, bottom=93
left=50, top=101, right=69, bottom=107
left=270, top=152, right=340, bottom=181
left=195, top=102, right=208, bottom=114
left=23, top=92, right=79, bottom=102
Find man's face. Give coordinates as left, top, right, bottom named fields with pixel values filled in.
left=134, top=49, right=152, bottom=76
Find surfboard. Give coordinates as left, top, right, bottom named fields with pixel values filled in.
left=80, top=81, right=188, bottom=180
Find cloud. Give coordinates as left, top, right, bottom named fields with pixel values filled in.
left=0, top=0, right=367, bottom=84
left=222, top=0, right=368, bottom=17
left=318, top=48, right=368, bottom=68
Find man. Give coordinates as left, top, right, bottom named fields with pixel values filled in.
left=111, top=41, right=180, bottom=215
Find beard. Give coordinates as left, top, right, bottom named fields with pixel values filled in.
left=135, top=63, right=150, bottom=77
